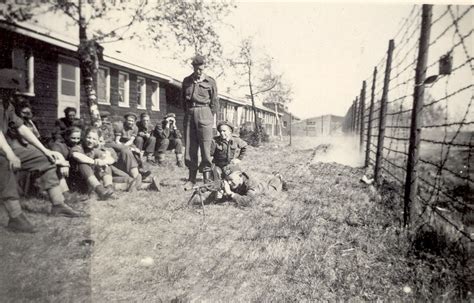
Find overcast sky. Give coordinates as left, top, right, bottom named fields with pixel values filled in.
left=28, top=0, right=471, bottom=120
left=220, top=2, right=415, bottom=119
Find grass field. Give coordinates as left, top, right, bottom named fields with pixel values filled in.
left=0, top=136, right=470, bottom=302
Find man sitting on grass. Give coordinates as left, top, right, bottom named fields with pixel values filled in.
left=190, top=164, right=286, bottom=207
left=70, top=127, right=115, bottom=200
left=1, top=69, right=81, bottom=233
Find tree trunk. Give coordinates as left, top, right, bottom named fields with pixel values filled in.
left=274, top=103, right=283, bottom=141
left=247, top=63, right=261, bottom=146
left=78, top=1, right=100, bottom=126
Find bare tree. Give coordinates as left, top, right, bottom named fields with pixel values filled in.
left=230, top=37, right=292, bottom=143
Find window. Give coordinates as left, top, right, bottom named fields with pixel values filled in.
left=283, top=121, right=288, bottom=127
left=151, top=81, right=160, bottom=111
left=118, top=71, right=129, bottom=107
left=58, top=56, right=80, bottom=118
left=97, top=66, right=110, bottom=104
left=136, top=76, right=146, bottom=109
left=307, top=121, right=316, bottom=125
left=0, top=47, right=34, bottom=95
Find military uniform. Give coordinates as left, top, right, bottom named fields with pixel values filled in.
left=210, top=135, right=247, bottom=169
left=114, top=121, right=138, bottom=145
left=70, top=144, right=112, bottom=183
left=1, top=101, right=60, bottom=199
left=135, top=120, right=156, bottom=156
left=99, top=116, right=138, bottom=177
left=181, top=56, right=219, bottom=184
left=155, top=119, right=183, bottom=154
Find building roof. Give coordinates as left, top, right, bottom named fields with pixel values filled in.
left=0, top=19, right=281, bottom=116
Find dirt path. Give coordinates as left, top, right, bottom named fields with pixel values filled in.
left=0, top=139, right=466, bottom=301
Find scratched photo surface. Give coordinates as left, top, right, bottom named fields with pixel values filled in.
left=0, top=1, right=472, bottom=302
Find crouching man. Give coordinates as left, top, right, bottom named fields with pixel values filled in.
left=1, top=69, right=81, bottom=233
left=210, top=120, right=247, bottom=178
left=154, top=113, right=184, bottom=167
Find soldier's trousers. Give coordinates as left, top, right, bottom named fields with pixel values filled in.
left=105, top=142, right=138, bottom=175
left=184, top=106, right=213, bottom=172
left=1, top=140, right=60, bottom=218
left=134, top=136, right=156, bottom=154
left=156, top=138, right=183, bottom=154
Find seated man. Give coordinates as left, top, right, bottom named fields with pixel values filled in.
left=15, top=99, right=41, bottom=142
left=52, top=106, right=84, bottom=142
left=69, top=127, right=115, bottom=200
left=1, top=69, right=81, bottom=233
left=210, top=121, right=247, bottom=178
left=190, top=164, right=286, bottom=207
left=135, top=113, right=156, bottom=163
left=97, top=111, right=148, bottom=180
left=154, top=113, right=184, bottom=167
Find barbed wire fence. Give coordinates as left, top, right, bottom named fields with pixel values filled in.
left=342, top=4, right=473, bottom=254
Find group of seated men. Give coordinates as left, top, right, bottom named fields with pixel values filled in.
left=51, top=106, right=184, bottom=167
left=1, top=69, right=286, bottom=234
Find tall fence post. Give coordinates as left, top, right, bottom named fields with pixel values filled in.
left=365, top=67, right=377, bottom=167
left=351, top=99, right=356, bottom=133
left=374, top=39, right=395, bottom=185
left=359, top=81, right=366, bottom=152
left=354, top=97, right=359, bottom=134
left=404, top=5, right=432, bottom=227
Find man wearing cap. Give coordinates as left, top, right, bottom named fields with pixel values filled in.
left=211, top=120, right=247, bottom=176
left=135, top=113, right=156, bottom=163
left=0, top=69, right=81, bottom=233
left=181, top=55, right=219, bottom=189
left=154, top=112, right=184, bottom=167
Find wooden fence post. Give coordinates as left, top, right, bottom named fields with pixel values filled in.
left=354, top=97, right=359, bottom=134
left=350, top=101, right=354, bottom=133
left=374, top=39, right=395, bottom=185
left=404, top=5, right=432, bottom=227
left=359, top=81, right=366, bottom=151
left=351, top=99, right=356, bottom=133
left=365, top=67, right=377, bottom=167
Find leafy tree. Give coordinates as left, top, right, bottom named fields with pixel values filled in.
left=145, top=0, right=234, bottom=73
left=0, top=0, right=233, bottom=124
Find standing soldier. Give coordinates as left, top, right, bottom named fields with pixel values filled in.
left=154, top=113, right=184, bottom=167
left=181, top=55, right=219, bottom=189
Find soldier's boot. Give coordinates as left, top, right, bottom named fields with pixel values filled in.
left=95, top=184, right=113, bottom=200
left=156, top=153, right=166, bottom=166
left=149, top=176, right=161, bottom=192
left=51, top=203, right=82, bottom=217
left=127, top=174, right=142, bottom=192
left=183, top=169, right=197, bottom=191
left=202, top=167, right=212, bottom=184
left=176, top=153, right=184, bottom=168
left=7, top=213, right=37, bottom=233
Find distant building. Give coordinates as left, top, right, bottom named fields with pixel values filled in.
left=262, top=101, right=299, bottom=136
left=292, top=115, right=344, bottom=136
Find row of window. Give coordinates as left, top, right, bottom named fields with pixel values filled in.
left=1, top=47, right=161, bottom=112
left=97, top=66, right=160, bottom=111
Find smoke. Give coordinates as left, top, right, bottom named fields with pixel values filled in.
left=292, top=135, right=364, bottom=168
